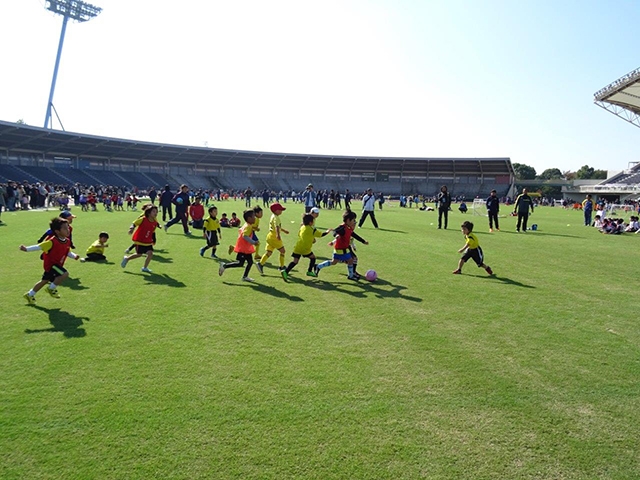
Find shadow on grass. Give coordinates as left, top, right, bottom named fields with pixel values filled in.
left=123, top=271, right=186, bottom=287
left=498, top=230, right=580, bottom=238
left=373, top=227, right=408, bottom=234
left=307, top=276, right=422, bottom=302
left=65, top=277, right=89, bottom=291
left=25, top=306, right=89, bottom=338
left=476, top=275, right=536, bottom=289
left=222, top=281, right=304, bottom=301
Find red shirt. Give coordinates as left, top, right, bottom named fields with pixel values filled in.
left=132, top=217, right=159, bottom=245
left=189, top=203, right=205, bottom=221
left=41, top=236, right=71, bottom=271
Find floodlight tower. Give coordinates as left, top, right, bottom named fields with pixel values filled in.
left=43, top=0, right=102, bottom=129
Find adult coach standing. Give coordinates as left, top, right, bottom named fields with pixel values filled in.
left=437, top=185, right=452, bottom=229
left=165, top=184, right=191, bottom=235
left=514, top=188, right=534, bottom=232
left=159, top=184, right=173, bottom=222
left=302, top=184, right=317, bottom=213
left=486, top=189, right=500, bottom=232
left=358, top=188, right=379, bottom=228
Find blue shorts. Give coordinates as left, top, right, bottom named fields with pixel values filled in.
left=251, top=232, right=259, bottom=242
left=332, top=251, right=353, bottom=262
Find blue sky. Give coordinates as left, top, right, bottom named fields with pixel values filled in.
left=1, top=0, right=638, bottom=174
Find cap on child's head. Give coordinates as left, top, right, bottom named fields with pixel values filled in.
left=99, top=231, right=109, bottom=238
left=270, top=202, right=286, bottom=213
left=59, top=210, right=76, bottom=219
left=310, top=207, right=320, bottom=215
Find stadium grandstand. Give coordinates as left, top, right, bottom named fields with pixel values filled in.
left=0, top=120, right=514, bottom=197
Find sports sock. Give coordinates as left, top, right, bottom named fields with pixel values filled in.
left=348, top=264, right=355, bottom=277
left=29, top=290, right=36, bottom=296
left=317, top=260, right=331, bottom=270
left=308, top=258, right=316, bottom=271
left=48, top=283, right=57, bottom=290
left=279, top=254, right=285, bottom=268
left=285, top=262, right=296, bottom=273
left=260, top=252, right=269, bottom=265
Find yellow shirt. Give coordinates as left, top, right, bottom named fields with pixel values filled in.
left=465, top=232, right=480, bottom=249
left=86, top=239, right=106, bottom=255
left=203, top=216, right=220, bottom=232
left=293, top=225, right=325, bottom=255
left=266, top=214, right=282, bottom=242
left=251, top=216, right=261, bottom=234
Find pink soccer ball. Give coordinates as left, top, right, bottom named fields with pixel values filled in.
left=365, top=269, right=378, bottom=282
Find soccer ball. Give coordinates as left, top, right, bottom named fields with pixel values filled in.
left=176, top=197, right=184, bottom=204
left=365, top=269, right=377, bottom=282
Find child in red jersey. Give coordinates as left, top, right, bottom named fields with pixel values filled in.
left=20, top=216, right=80, bottom=304
left=218, top=209, right=258, bottom=282
left=315, top=210, right=368, bottom=281
left=121, top=205, right=160, bottom=273
left=189, top=196, right=206, bottom=230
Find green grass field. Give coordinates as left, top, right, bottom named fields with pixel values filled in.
left=1, top=201, right=639, bottom=479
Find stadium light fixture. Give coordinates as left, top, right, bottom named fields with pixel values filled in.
left=43, top=0, right=102, bottom=129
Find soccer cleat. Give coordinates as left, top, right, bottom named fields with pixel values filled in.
left=121, top=257, right=128, bottom=268
left=46, top=288, right=60, bottom=298
left=218, top=263, right=225, bottom=276
left=255, top=263, right=264, bottom=275
left=242, top=276, right=254, bottom=282
left=452, top=269, right=462, bottom=274
left=199, top=247, right=206, bottom=257
left=347, top=275, right=360, bottom=281
left=185, top=231, right=192, bottom=235
left=314, top=266, right=320, bottom=276
left=485, top=266, right=494, bottom=275
left=80, top=257, right=86, bottom=262
left=124, top=248, right=131, bottom=254
left=164, top=224, right=168, bottom=232
left=281, top=270, right=289, bottom=282
left=306, top=271, right=318, bottom=277
left=228, top=245, right=234, bottom=255
left=211, top=253, right=218, bottom=258
left=23, top=293, right=36, bottom=305
left=141, top=267, right=153, bottom=273
left=489, top=228, right=493, bottom=233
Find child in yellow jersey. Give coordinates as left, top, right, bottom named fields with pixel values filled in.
left=80, top=232, right=109, bottom=262
left=200, top=206, right=222, bottom=258
left=256, top=203, right=289, bottom=275
left=453, top=221, right=493, bottom=275
left=219, top=209, right=258, bottom=282
left=281, top=214, right=332, bottom=282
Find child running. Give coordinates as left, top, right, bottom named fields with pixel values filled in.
left=80, top=232, right=109, bottom=262
left=21, top=216, right=80, bottom=304
left=200, top=206, right=222, bottom=258
left=453, top=221, right=494, bottom=275
left=315, top=210, right=368, bottom=281
left=280, top=213, right=331, bottom=282
left=256, top=202, right=289, bottom=275
left=219, top=209, right=258, bottom=282
left=121, top=204, right=160, bottom=273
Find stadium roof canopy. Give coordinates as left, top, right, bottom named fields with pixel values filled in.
left=0, top=120, right=513, bottom=177
left=594, top=67, right=640, bottom=128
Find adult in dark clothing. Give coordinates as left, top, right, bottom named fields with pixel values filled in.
left=244, top=187, right=253, bottom=207
left=165, top=184, right=191, bottom=234
left=513, top=188, right=534, bottom=232
left=486, top=189, right=500, bottom=232
left=159, top=185, right=174, bottom=222
left=148, top=186, right=157, bottom=205
left=344, top=189, right=352, bottom=211
left=437, top=185, right=452, bottom=229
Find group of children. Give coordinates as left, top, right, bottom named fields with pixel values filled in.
left=216, top=204, right=370, bottom=283
left=593, top=215, right=640, bottom=234
left=21, top=198, right=496, bottom=304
